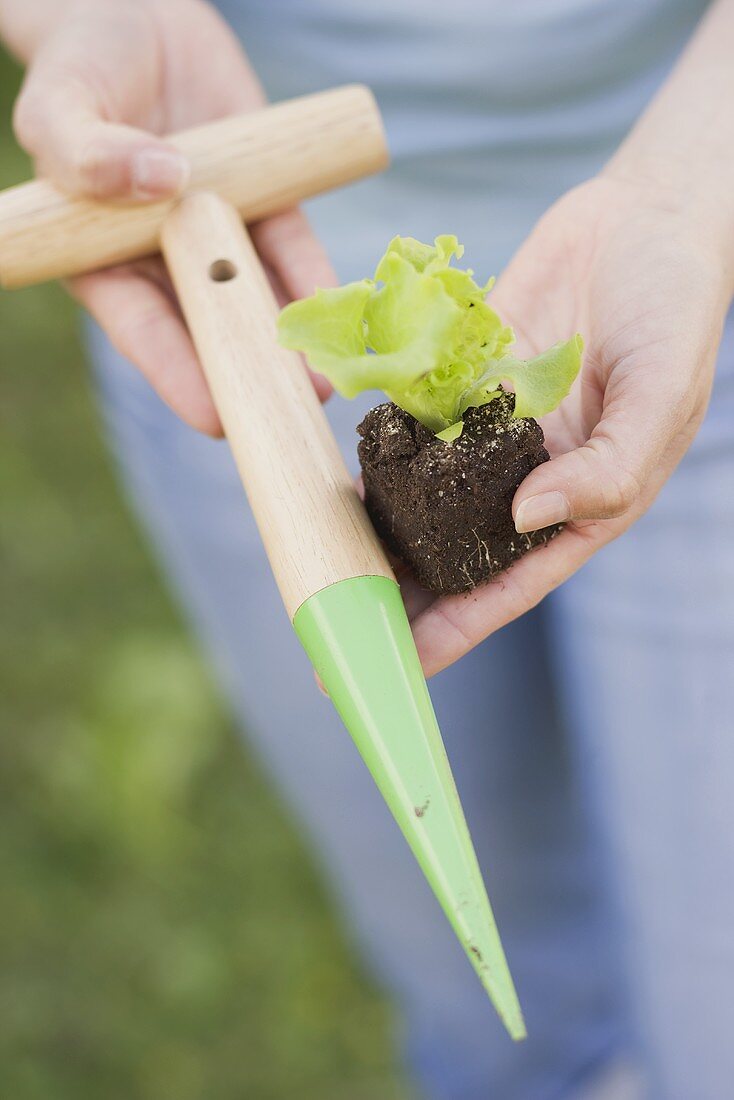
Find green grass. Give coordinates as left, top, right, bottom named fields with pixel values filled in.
left=0, top=48, right=407, bottom=1100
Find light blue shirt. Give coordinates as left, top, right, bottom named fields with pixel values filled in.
left=214, top=0, right=710, bottom=279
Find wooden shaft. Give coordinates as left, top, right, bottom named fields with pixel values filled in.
left=0, top=85, right=387, bottom=289
left=160, top=192, right=394, bottom=618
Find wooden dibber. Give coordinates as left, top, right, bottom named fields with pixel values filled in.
left=161, top=193, right=393, bottom=616
left=0, top=87, right=525, bottom=1038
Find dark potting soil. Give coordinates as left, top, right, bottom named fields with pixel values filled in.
left=357, top=392, right=561, bottom=594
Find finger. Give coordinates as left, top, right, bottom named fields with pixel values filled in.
left=68, top=263, right=222, bottom=437
left=411, top=521, right=616, bottom=677
left=251, top=209, right=337, bottom=401
left=251, top=207, right=337, bottom=300
left=398, top=572, right=436, bottom=620
left=260, top=259, right=292, bottom=311
left=512, top=367, right=692, bottom=533
left=13, top=33, right=189, bottom=200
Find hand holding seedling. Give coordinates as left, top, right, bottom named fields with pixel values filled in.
left=0, top=0, right=335, bottom=433
left=405, top=167, right=734, bottom=674
left=406, top=0, right=734, bottom=675
left=280, top=1, right=734, bottom=677
left=280, top=188, right=730, bottom=675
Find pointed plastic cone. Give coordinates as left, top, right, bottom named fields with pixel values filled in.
left=294, top=574, right=525, bottom=1039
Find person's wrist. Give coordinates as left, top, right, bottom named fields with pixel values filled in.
left=602, top=148, right=734, bottom=302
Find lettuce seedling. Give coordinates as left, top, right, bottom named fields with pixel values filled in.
left=277, top=235, right=582, bottom=441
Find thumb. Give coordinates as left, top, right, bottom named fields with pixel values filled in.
left=13, top=39, right=189, bottom=201
left=513, top=431, right=644, bottom=533
left=512, top=375, right=675, bottom=532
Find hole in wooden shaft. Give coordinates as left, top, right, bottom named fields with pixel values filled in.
left=208, top=259, right=238, bottom=282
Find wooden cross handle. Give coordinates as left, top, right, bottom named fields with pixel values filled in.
left=0, top=84, right=394, bottom=611
left=0, top=85, right=387, bottom=289
left=161, top=192, right=394, bottom=617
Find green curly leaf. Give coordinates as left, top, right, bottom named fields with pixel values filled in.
left=277, top=235, right=583, bottom=435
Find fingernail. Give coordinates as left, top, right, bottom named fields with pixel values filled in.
left=315, top=673, right=330, bottom=699
left=132, top=148, right=190, bottom=199
left=515, top=491, right=570, bottom=533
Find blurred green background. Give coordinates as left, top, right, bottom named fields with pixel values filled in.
left=0, top=47, right=408, bottom=1100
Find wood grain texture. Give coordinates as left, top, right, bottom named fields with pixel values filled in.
left=0, top=85, right=388, bottom=289
left=161, top=192, right=394, bottom=618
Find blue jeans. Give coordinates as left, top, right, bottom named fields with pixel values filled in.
left=87, top=312, right=734, bottom=1100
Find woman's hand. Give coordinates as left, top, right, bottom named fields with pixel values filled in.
left=5, top=0, right=335, bottom=433
left=408, top=0, right=734, bottom=676
left=407, top=171, right=733, bottom=675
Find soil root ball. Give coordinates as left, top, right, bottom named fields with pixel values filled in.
left=357, top=393, right=562, bottom=594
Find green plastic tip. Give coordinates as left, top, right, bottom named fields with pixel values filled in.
left=294, top=575, right=525, bottom=1040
